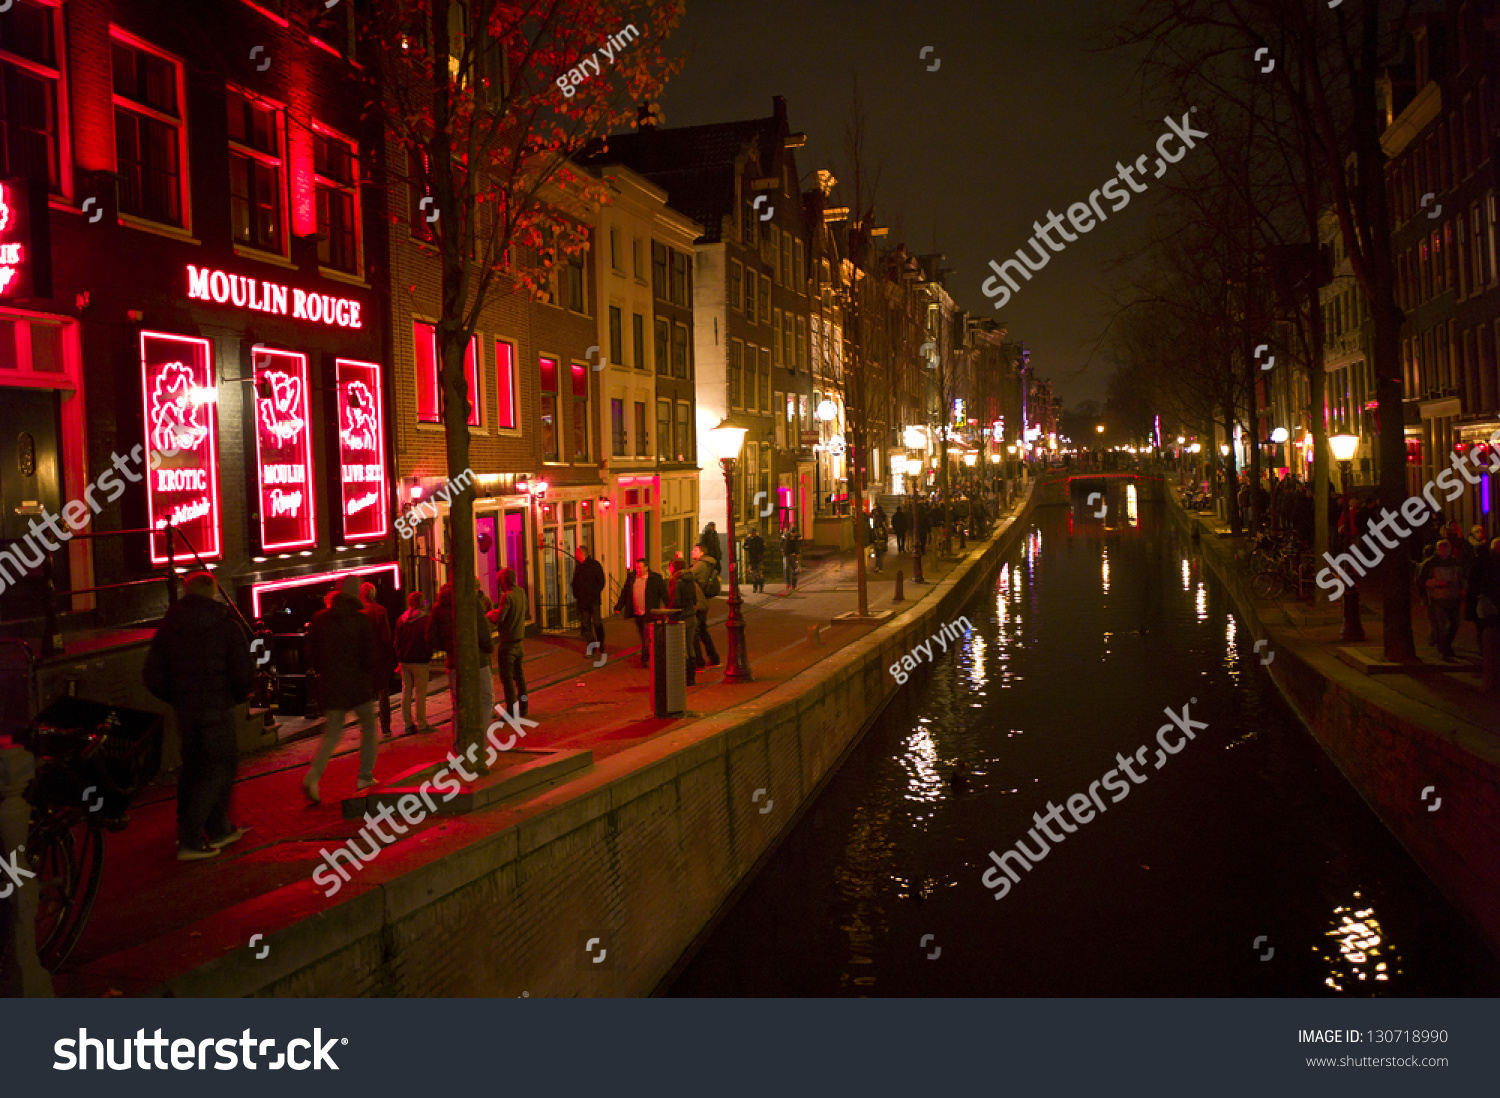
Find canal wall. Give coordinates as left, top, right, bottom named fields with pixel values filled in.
left=153, top=491, right=1036, bottom=997
left=1166, top=495, right=1500, bottom=959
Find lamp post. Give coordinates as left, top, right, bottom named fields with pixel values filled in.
left=1329, top=434, right=1365, bottom=641
left=709, top=417, right=753, bottom=681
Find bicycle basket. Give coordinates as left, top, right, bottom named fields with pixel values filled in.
left=24, top=697, right=164, bottom=798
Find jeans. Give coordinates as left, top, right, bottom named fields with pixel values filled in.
left=373, top=675, right=392, bottom=735
left=497, top=643, right=527, bottom=714
left=694, top=609, right=718, bottom=664
left=400, top=663, right=429, bottom=731
left=783, top=555, right=798, bottom=587
left=175, top=708, right=238, bottom=848
left=1427, top=599, right=1463, bottom=655
left=307, top=700, right=377, bottom=788
left=578, top=605, right=605, bottom=646
left=633, top=615, right=650, bottom=663
left=895, top=530, right=907, bottom=553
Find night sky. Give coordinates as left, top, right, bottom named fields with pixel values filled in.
left=658, top=0, right=1158, bottom=407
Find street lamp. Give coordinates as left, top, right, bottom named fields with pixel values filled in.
left=1329, top=434, right=1365, bottom=641
left=709, top=417, right=753, bottom=681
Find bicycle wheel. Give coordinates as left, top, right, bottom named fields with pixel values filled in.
left=53, top=820, right=104, bottom=970
left=1251, top=570, right=1285, bottom=600
left=26, top=814, right=77, bottom=970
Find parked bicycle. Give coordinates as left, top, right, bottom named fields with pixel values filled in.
left=1251, top=541, right=1316, bottom=601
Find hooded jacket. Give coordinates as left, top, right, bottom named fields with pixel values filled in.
left=308, top=594, right=377, bottom=711
left=142, top=593, right=255, bottom=717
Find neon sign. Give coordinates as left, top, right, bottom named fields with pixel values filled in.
left=185, top=264, right=363, bottom=329
left=141, top=332, right=221, bottom=563
left=0, top=180, right=31, bottom=298
left=335, top=358, right=388, bottom=542
left=253, top=348, right=316, bottom=551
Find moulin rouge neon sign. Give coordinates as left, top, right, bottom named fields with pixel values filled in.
left=141, top=332, right=222, bottom=563
left=186, top=264, right=362, bottom=329
left=336, top=358, right=388, bottom=542
left=253, top=348, right=316, bottom=551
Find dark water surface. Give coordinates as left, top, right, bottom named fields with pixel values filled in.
left=668, top=487, right=1500, bottom=996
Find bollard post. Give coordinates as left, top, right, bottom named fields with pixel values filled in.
left=807, top=623, right=823, bottom=646
left=893, top=570, right=905, bottom=603
left=0, top=746, right=52, bottom=997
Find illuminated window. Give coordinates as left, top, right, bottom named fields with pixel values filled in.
left=112, top=34, right=185, bottom=227
left=315, top=128, right=360, bottom=274
left=540, top=356, right=558, bottom=460
left=571, top=362, right=589, bottom=460
left=413, top=321, right=478, bottom=425
left=227, top=88, right=285, bottom=254
left=0, top=0, right=62, bottom=192
left=495, top=340, right=516, bottom=429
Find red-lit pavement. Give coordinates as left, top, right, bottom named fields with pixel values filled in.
left=56, top=528, right=1008, bottom=995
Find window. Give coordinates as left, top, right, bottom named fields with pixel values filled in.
left=652, top=241, right=668, bottom=298
left=783, top=312, right=795, bottom=368
left=633, top=237, right=645, bottom=280
left=729, top=260, right=743, bottom=312
left=1458, top=218, right=1469, bottom=296
left=675, top=402, right=693, bottom=462
left=609, top=305, right=624, bottom=365
left=729, top=340, right=743, bottom=407
left=414, top=321, right=479, bottom=425
left=571, top=363, right=589, bottom=460
left=672, top=322, right=689, bottom=379
left=772, top=309, right=782, bottom=366
left=314, top=128, right=359, bottom=274
left=540, top=357, right=559, bottom=460
left=1474, top=203, right=1487, bottom=287
left=632, top=314, right=645, bottom=372
left=1433, top=229, right=1445, bottom=294
left=742, top=199, right=757, bottom=246
left=781, top=231, right=792, bottom=291
left=112, top=35, right=185, bottom=226
left=1489, top=191, right=1499, bottom=285
left=760, top=347, right=771, bottom=411
left=609, top=226, right=623, bottom=272
left=745, top=270, right=757, bottom=324
left=796, top=316, right=808, bottom=370
left=408, top=147, right=435, bottom=243
left=770, top=226, right=781, bottom=284
left=670, top=251, right=689, bottom=306
left=563, top=250, right=585, bottom=312
left=611, top=398, right=626, bottom=456
left=0, top=0, right=62, bottom=191
left=657, top=399, right=672, bottom=461
left=794, top=239, right=805, bottom=293
left=634, top=401, right=648, bottom=456
left=758, top=275, right=770, bottom=326
left=495, top=340, right=516, bottom=429
left=654, top=317, right=670, bottom=376
left=227, top=88, right=284, bottom=252
left=774, top=391, right=785, bottom=447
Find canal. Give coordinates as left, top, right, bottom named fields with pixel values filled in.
left=667, top=485, right=1500, bottom=996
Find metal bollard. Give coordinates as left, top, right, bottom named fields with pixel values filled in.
left=893, top=570, right=905, bottom=603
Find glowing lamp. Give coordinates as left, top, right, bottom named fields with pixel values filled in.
left=964, top=453, right=977, bottom=467
left=533, top=479, right=550, bottom=497
left=816, top=399, right=838, bottom=422
left=1271, top=427, right=1289, bottom=444
left=903, top=425, right=928, bottom=449
left=1329, top=434, right=1360, bottom=463
left=1176, top=436, right=1185, bottom=444
left=1219, top=445, right=1230, bottom=457
left=709, top=417, right=749, bottom=462
left=411, top=485, right=424, bottom=500
left=1095, top=425, right=1105, bottom=434
left=989, top=454, right=1001, bottom=464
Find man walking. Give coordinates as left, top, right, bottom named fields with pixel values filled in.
left=1417, top=540, right=1467, bottom=661
left=615, top=557, right=667, bottom=665
left=689, top=545, right=721, bottom=667
left=744, top=528, right=766, bottom=593
left=143, top=572, right=255, bottom=861
left=571, top=545, right=606, bottom=648
left=489, top=567, right=530, bottom=718
left=892, top=505, right=909, bottom=554
left=359, top=581, right=396, bottom=738
left=393, top=591, right=433, bottom=736
left=303, top=575, right=378, bottom=803
left=781, top=528, right=801, bottom=591
left=668, top=557, right=700, bottom=685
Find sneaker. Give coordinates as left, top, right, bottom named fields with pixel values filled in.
left=356, top=777, right=377, bottom=791
left=303, top=775, right=321, bottom=804
left=381, top=726, right=393, bottom=738
left=208, top=827, right=247, bottom=849
left=177, top=844, right=220, bottom=862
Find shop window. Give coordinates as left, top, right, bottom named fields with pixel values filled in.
left=227, top=87, right=285, bottom=254
left=657, top=399, right=672, bottom=461
left=495, top=340, right=516, bottom=429
left=634, top=400, right=648, bottom=456
left=0, top=0, right=62, bottom=191
left=633, top=314, right=645, bottom=372
left=112, top=34, right=186, bottom=227
left=672, top=322, right=689, bottom=379
left=611, top=398, right=626, bottom=456
left=414, top=321, right=478, bottom=425
left=676, top=401, right=693, bottom=463
left=654, top=316, right=670, bottom=375
left=540, top=356, right=558, bottom=460
left=315, top=127, right=360, bottom=274
left=571, top=362, right=589, bottom=460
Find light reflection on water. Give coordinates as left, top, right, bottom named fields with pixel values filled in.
left=1323, top=893, right=1400, bottom=990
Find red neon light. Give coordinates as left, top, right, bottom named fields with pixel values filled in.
left=141, top=331, right=222, bottom=564
left=253, top=348, right=316, bottom=551
left=0, top=181, right=28, bottom=297
left=336, top=358, right=388, bottom=542
left=185, top=264, right=362, bottom=328
left=249, top=562, right=400, bottom=619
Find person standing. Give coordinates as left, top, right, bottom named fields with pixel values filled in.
left=142, top=572, right=255, bottom=861
left=303, top=575, right=378, bottom=803
left=615, top=558, right=667, bottom=665
left=1417, top=540, right=1467, bottom=660
left=892, top=505, right=909, bottom=554
left=698, top=521, right=723, bottom=567
left=571, top=545, right=606, bottom=648
left=744, top=528, right=766, bottom=593
left=359, top=582, right=396, bottom=738
left=872, top=508, right=888, bottom=573
left=393, top=591, right=433, bottom=736
left=689, top=545, right=721, bottom=667
left=781, top=528, right=801, bottom=590
left=489, top=567, right=530, bottom=718
left=426, top=579, right=496, bottom=747
left=668, top=557, right=699, bottom=685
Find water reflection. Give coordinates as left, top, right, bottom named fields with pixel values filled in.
left=1323, top=892, right=1402, bottom=992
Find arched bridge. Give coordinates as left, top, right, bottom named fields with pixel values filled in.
left=1031, top=469, right=1167, bottom=508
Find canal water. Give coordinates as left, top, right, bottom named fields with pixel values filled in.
left=667, top=486, right=1500, bottom=996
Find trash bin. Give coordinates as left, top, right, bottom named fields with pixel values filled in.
left=648, top=609, right=687, bottom=718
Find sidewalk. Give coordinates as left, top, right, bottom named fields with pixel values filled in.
left=54, top=514, right=1019, bottom=995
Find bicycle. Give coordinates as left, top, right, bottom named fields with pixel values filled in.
left=1251, top=544, right=1316, bottom=601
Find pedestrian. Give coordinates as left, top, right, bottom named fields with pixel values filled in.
left=871, top=508, right=888, bottom=573
left=571, top=545, right=606, bottom=648
left=892, top=504, right=909, bottom=554
left=358, top=581, right=396, bottom=738
left=915, top=499, right=930, bottom=555
left=426, top=578, right=496, bottom=748
left=615, top=557, right=667, bottom=665
left=698, top=521, right=723, bottom=567
left=303, top=575, right=378, bottom=803
left=689, top=545, right=722, bottom=667
left=744, top=528, right=766, bottom=593
left=1417, top=540, right=1466, bottom=660
left=668, top=557, right=699, bottom=685
left=142, top=571, right=255, bottom=860
left=488, top=567, right=529, bottom=718
left=781, top=527, right=801, bottom=590
left=393, top=590, right=434, bottom=736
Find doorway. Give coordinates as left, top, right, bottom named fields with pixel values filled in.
left=0, top=388, right=65, bottom=622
